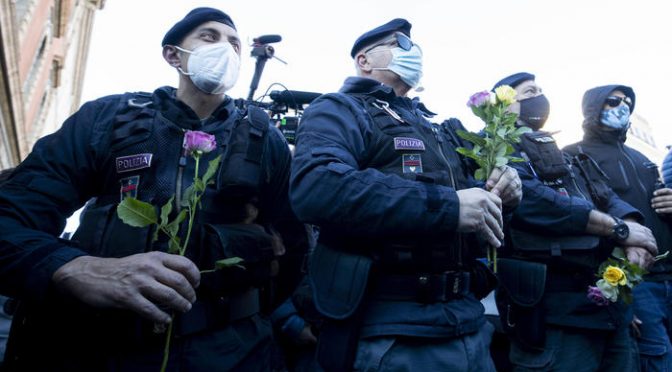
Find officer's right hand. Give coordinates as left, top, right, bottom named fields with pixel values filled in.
left=624, top=246, right=655, bottom=270
left=624, top=221, right=658, bottom=256
left=52, top=251, right=200, bottom=324
left=456, top=188, right=504, bottom=247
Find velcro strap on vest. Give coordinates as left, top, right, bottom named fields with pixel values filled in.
left=245, top=106, right=269, bottom=165
left=173, top=288, right=260, bottom=337
left=371, top=271, right=471, bottom=303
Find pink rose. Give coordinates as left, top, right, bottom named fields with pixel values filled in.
left=467, top=91, right=491, bottom=108
left=587, top=286, right=610, bottom=306
left=184, top=130, right=216, bottom=154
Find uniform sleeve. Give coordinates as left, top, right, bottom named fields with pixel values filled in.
left=289, top=95, right=460, bottom=237
left=0, top=99, right=115, bottom=303
left=603, top=188, right=643, bottom=221
left=511, top=160, right=594, bottom=235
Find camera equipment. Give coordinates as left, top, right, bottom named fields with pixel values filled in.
left=240, top=35, right=321, bottom=144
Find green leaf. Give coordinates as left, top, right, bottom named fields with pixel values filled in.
left=117, top=197, right=157, bottom=227
left=181, top=185, right=195, bottom=207
left=509, top=156, right=526, bottom=162
left=474, top=168, right=485, bottom=181
left=513, top=126, right=533, bottom=136
left=194, top=178, right=205, bottom=193
left=168, top=237, right=181, bottom=254
left=215, top=257, right=246, bottom=270
left=612, top=247, right=626, bottom=260
left=151, top=226, right=159, bottom=243
left=456, top=130, right=486, bottom=147
left=160, top=196, right=174, bottom=227
left=495, top=156, right=508, bottom=167
left=202, top=155, right=221, bottom=186
left=166, top=210, right=187, bottom=237
left=621, top=290, right=633, bottom=305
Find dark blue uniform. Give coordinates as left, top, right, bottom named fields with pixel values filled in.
left=0, top=86, right=304, bottom=371
left=501, top=129, right=641, bottom=371
left=290, top=77, right=496, bottom=371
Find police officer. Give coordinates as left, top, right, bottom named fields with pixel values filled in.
left=564, top=84, right=672, bottom=371
left=290, top=19, right=522, bottom=371
left=494, top=73, right=657, bottom=371
left=0, top=8, right=304, bottom=371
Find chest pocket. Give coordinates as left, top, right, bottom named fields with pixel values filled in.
left=518, top=131, right=568, bottom=182
left=110, top=95, right=156, bottom=152
left=216, top=106, right=270, bottom=198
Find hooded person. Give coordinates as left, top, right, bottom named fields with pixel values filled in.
left=0, top=7, right=308, bottom=371
left=492, top=75, right=657, bottom=371
left=564, top=84, right=672, bottom=371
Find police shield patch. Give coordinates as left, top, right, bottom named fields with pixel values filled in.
left=120, top=175, right=140, bottom=201
left=116, top=153, right=153, bottom=173
left=402, top=154, right=423, bottom=174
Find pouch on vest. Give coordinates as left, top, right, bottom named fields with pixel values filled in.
left=71, top=202, right=154, bottom=257
left=495, top=258, right=547, bottom=350
left=571, top=153, right=611, bottom=211
left=217, top=106, right=269, bottom=198
left=518, top=131, right=568, bottom=182
left=309, top=243, right=371, bottom=320
left=510, top=229, right=600, bottom=256
left=198, top=223, right=276, bottom=296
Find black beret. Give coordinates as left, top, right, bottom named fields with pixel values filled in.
left=350, top=18, right=411, bottom=58
left=162, top=7, right=236, bottom=47
left=492, top=72, right=535, bottom=92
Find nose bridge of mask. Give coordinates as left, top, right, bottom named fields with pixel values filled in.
left=178, top=42, right=241, bottom=94
left=388, top=45, right=422, bottom=69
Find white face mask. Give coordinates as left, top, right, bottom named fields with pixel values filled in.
left=372, top=45, right=424, bottom=91
left=175, top=42, right=240, bottom=94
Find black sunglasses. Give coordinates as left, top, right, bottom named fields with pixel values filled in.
left=364, top=33, right=414, bottom=54
left=605, top=96, right=633, bottom=109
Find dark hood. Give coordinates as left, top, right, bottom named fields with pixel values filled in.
left=581, top=84, right=635, bottom=142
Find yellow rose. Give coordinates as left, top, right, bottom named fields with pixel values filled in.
left=494, top=85, right=517, bottom=105
left=603, top=266, right=627, bottom=286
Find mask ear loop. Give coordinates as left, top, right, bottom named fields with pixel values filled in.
left=173, top=45, right=194, bottom=76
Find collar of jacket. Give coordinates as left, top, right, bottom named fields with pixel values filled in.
left=583, top=123, right=627, bottom=144
left=338, top=77, right=436, bottom=117
left=154, top=86, right=235, bottom=129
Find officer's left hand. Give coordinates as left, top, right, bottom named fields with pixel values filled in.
left=625, top=246, right=655, bottom=270
left=652, top=188, right=672, bottom=215
left=486, top=165, right=522, bottom=208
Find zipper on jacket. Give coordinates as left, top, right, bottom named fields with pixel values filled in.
left=618, top=142, right=648, bottom=194
left=431, top=126, right=457, bottom=189
left=568, top=165, right=588, bottom=200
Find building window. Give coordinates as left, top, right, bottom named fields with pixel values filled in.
left=22, top=35, right=48, bottom=100
left=50, top=60, right=61, bottom=88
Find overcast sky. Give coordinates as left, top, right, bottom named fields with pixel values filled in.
left=81, top=0, right=672, bottom=149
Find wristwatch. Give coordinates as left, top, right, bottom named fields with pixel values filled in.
left=610, top=216, right=630, bottom=242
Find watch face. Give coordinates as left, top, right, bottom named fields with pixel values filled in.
left=615, top=223, right=629, bottom=240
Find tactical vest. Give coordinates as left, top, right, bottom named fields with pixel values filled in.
left=71, top=92, right=275, bottom=274
left=338, top=94, right=475, bottom=273
left=511, top=130, right=611, bottom=263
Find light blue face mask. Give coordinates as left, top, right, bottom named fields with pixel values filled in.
left=600, top=104, right=631, bottom=130
left=372, top=45, right=423, bottom=90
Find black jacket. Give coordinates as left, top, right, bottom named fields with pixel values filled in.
left=564, top=84, right=672, bottom=281
left=0, top=87, right=305, bottom=370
